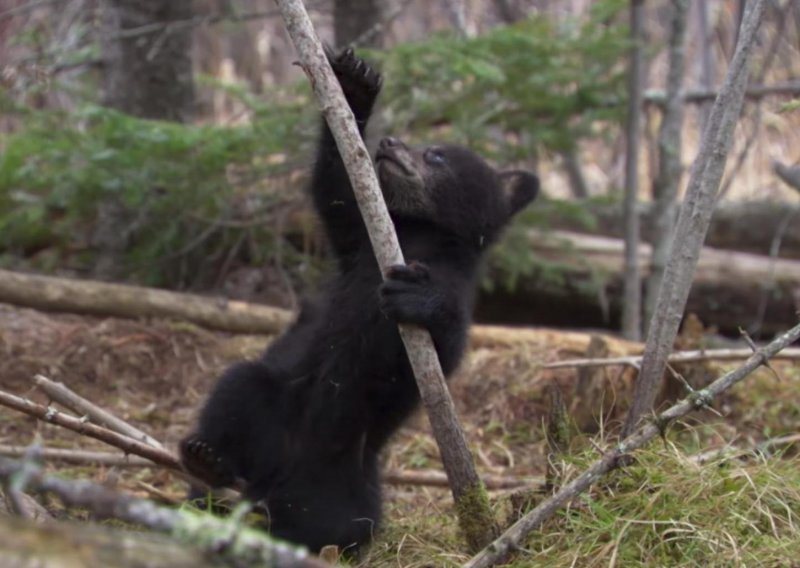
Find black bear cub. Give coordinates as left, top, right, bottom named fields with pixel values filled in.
left=180, top=49, right=538, bottom=553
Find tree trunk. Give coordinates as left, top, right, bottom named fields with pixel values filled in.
left=621, top=0, right=645, bottom=340
left=645, top=0, right=689, bottom=331
left=95, top=1, right=196, bottom=281
left=334, top=0, right=384, bottom=48
left=100, top=0, right=195, bottom=121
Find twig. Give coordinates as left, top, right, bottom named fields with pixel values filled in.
left=690, top=432, right=800, bottom=465
left=0, top=456, right=331, bottom=568
left=0, top=444, right=536, bottom=491
left=350, top=0, right=414, bottom=49
left=0, top=389, right=179, bottom=470
left=543, top=347, right=800, bottom=369
left=384, top=470, right=540, bottom=491
left=463, top=321, right=800, bottom=568
left=623, top=0, right=769, bottom=436
left=643, top=81, right=800, bottom=105
left=32, top=375, right=163, bottom=448
left=0, top=445, right=151, bottom=467
left=0, top=0, right=65, bottom=20
left=275, top=0, right=497, bottom=551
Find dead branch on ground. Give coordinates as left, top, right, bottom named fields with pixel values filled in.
left=32, top=375, right=163, bottom=448
left=0, top=445, right=151, bottom=467
left=0, top=389, right=180, bottom=471
left=0, top=456, right=330, bottom=568
left=0, top=268, right=292, bottom=334
left=544, top=347, right=800, bottom=369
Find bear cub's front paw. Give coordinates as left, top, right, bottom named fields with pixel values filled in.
left=379, top=262, right=437, bottom=325
left=328, top=47, right=382, bottom=118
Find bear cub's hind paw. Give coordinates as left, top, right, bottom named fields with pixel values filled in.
left=179, top=435, right=237, bottom=488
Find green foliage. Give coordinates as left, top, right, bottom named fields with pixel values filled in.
left=377, top=0, right=628, bottom=160
left=1, top=6, right=631, bottom=290
left=0, top=102, right=312, bottom=285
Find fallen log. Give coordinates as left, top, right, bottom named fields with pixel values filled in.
left=545, top=199, right=800, bottom=259
left=0, top=268, right=643, bottom=353
left=0, top=517, right=219, bottom=568
left=477, top=230, right=800, bottom=335
left=0, top=268, right=292, bottom=335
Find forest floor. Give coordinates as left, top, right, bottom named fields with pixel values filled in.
left=1, top=303, right=799, bottom=567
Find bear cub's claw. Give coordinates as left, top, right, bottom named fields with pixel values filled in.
left=179, top=435, right=236, bottom=488
left=378, top=262, right=436, bottom=324
left=328, top=47, right=382, bottom=115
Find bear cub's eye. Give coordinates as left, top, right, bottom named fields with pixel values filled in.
left=424, top=148, right=446, bottom=166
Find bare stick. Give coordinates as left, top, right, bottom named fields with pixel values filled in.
left=0, top=390, right=180, bottom=470
left=0, top=456, right=330, bottom=568
left=464, top=321, right=800, bottom=568
left=32, top=375, right=163, bottom=448
left=384, top=470, right=540, bottom=491
left=0, top=444, right=536, bottom=491
left=274, top=0, right=495, bottom=551
left=0, top=446, right=152, bottom=467
left=691, top=432, right=800, bottom=465
left=643, top=81, right=800, bottom=105
left=622, top=0, right=768, bottom=437
left=543, top=347, right=800, bottom=369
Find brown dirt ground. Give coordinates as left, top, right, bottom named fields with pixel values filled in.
left=1, top=302, right=797, bottom=560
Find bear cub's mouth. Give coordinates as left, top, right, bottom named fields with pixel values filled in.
left=375, top=148, right=412, bottom=177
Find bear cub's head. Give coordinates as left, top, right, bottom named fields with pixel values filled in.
left=375, top=136, right=538, bottom=247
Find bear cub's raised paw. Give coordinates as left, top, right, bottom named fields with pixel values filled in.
left=328, top=47, right=382, bottom=121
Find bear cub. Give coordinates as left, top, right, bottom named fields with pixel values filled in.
left=180, top=49, right=538, bottom=554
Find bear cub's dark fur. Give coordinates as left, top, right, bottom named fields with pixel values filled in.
left=180, top=49, right=538, bottom=553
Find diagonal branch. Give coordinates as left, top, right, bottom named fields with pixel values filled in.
left=623, top=0, right=769, bottom=436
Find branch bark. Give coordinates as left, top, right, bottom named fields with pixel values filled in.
left=274, top=0, right=496, bottom=551
left=643, top=81, right=800, bottom=105
left=463, top=320, right=800, bottom=568
left=32, top=374, right=163, bottom=448
left=0, top=390, right=180, bottom=471
left=622, top=0, right=769, bottom=437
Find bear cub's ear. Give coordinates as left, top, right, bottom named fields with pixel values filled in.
left=499, top=170, right=539, bottom=217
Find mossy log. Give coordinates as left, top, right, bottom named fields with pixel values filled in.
left=0, top=517, right=222, bottom=568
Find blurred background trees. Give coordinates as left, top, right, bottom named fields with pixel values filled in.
left=1, top=0, right=798, bottom=336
